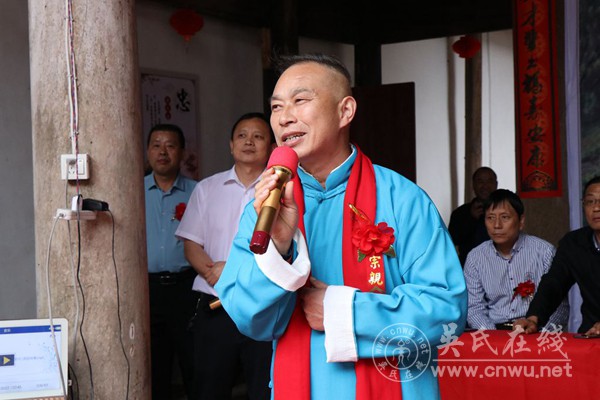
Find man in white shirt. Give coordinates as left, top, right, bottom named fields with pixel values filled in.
left=175, top=112, right=274, bottom=400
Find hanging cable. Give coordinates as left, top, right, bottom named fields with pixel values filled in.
left=75, top=217, right=95, bottom=400
left=109, top=211, right=131, bottom=400
left=44, top=216, right=69, bottom=399
left=65, top=0, right=81, bottom=195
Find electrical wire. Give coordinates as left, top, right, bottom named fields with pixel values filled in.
left=109, top=211, right=131, bottom=400
left=65, top=0, right=81, bottom=193
left=65, top=0, right=79, bottom=153
left=64, top=0, right=91, bottom=394
left=68, top=363, right=79, bottom=400
left=44, top=215, right=69, bottom=399
left=64, top=176, right=80, bottom=361
left=66, top=220, right=80, bottom=362
left=75, top=217, right=94, bottom=399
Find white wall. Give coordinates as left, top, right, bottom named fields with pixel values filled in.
left=382, top=30, right=516, bottom=223
left=0, top=0, right=36, bottom=319
left=482, top=31, right=516, bottom=193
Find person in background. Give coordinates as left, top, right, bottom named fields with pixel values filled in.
left=176, top=113, right=274, bottom=400
left=145, top=124, right=197, bottom=399
left=514, top=176, right=600, bottom=336
left=448, top=167, right=498, bottom=266
left=215, top=53, right=467, bottom=400
left=464, top=189, right=569, bottom=331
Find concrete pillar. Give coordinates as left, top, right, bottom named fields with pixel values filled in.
left=28, top=1, right=150, bottom=399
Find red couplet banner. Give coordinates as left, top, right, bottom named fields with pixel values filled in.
left=514, top=0, right=562, bottom=198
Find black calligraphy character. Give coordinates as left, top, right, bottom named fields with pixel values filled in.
left=527, top=125, right=544, bottom=143
left=521, top=2, right=538, bottom=29
left=525, top=95, right=539, bottom=120
left=527, top=145, right=545, bottom=168
left=526, top=57, right=538, bottom=70
left=524, top=29, right=538, bottom=52
left=523, top=71, right=542, bottom=95
left=176, top=88, right=191, bottom=112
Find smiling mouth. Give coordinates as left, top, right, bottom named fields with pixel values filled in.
left=283, top=133, right=305, bottom=143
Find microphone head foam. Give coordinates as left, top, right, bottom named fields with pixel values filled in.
left=267, top=146, right=299, bottom=177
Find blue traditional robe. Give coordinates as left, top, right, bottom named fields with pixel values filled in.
left=216, top=148, right=467, bottom=399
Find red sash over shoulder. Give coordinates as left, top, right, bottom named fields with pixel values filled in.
left=273, top=146, right=402, bottom=399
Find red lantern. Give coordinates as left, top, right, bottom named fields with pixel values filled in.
left=169, top=9, right=204, bottom=42
left=452, top=35, right=481, bottom=59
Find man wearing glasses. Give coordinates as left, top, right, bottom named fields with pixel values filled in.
left=514, top=175, right=600, bottom=336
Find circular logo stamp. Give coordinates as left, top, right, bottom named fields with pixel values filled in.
left=372, top=323, right=431, bottom=382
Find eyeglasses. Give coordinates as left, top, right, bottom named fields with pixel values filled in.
left=582, top=198, right=600, bottom=208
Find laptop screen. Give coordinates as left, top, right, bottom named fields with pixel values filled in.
left=0, top=318, right=68, bottom=400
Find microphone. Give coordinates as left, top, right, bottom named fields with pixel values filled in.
left=249, top=146, right=299, bottom=254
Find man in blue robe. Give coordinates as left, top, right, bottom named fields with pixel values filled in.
left=215, top=54, right=467, bottom=400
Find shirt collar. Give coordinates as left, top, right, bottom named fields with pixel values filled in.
left=512, top=233, right=525, bottom=252
left=146, top=172, right=185, bottom=193
left=171, top=174, right=187, bottom=191
left=223, top=166, right=239, bottom=185
left=298, top=144, right=356, bottom=191
left=223, top=165, right=263, bottom=189
left=593, top=233, right=600, bottom=252
left=492, top=232, right=525, bottom=258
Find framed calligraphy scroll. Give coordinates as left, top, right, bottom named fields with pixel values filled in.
left=141, top=71, right=200, bottom=180
left=514, top=0, right=562, bottom=198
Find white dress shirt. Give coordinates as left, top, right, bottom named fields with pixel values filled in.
left=175, top=166, right=260, bottom=294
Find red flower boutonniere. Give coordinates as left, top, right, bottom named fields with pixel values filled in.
left=172, top=202, right=186, bottom=221
left=511, top=279, right=535, bottom=301
left=349, top=204, right=396, bottom=262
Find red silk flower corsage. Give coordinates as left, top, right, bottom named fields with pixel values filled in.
left=172, top=202, right=186, bottom=221
left=349, top=204, right=396, bottom=262
left=511, top=279, right=535, bottom=301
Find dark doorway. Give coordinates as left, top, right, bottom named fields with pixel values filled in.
left=351, top=83, right=416, bottom=181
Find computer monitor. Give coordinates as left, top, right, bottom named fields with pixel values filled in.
left=0, top=318, right=68, bottom=400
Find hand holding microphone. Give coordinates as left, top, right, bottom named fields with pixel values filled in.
left=250, top=146, right=299, bottom=254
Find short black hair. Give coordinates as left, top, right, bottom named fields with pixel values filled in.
left=273, top=53, right=352, bottom=88
left=583, top=175, right=600, bottom=197
left=230, top=112, right=274, bottom=143
left=147, top=124, right=185, bottom=149
left=472, top=166, right=497, bottom=182
left=483, top=189, right=524, bottom=217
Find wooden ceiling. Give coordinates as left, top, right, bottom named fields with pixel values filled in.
left=144, top=0, right=513, bottom=45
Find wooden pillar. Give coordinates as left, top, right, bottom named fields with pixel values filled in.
left=28, top=1, right=150, bottom=398
left=464, top=33, right=482, bottom=199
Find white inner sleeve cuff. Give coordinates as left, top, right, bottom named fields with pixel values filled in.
left=254, top=230, right=311, bottom=292
left=324, top=285, right=358, bottom=362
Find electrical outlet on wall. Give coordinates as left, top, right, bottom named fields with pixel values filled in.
left=60, top=154, right=90, bottom=180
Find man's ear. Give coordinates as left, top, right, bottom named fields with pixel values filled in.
left=339, top=96, right=357, bottom=128
left=519, top=214, right=526, bottom=231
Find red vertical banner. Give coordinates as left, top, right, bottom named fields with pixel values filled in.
left=514, top=0, right=562, bottom=198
